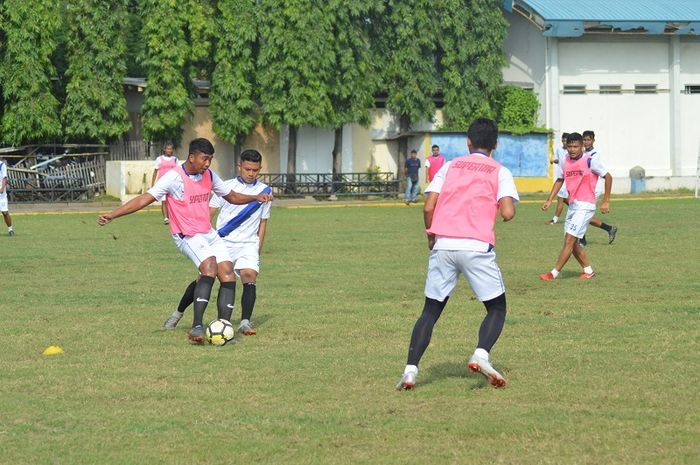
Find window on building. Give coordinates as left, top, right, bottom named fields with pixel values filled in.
left=563, top=85, right=586, bottom=94
left=685, top=85, right=700, bottom=94
left=599, top=85, right=622, bottom=94
left=635, top=84, right=658, bottom=94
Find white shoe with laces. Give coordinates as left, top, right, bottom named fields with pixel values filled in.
left=468, top=353, right=506, bottom=388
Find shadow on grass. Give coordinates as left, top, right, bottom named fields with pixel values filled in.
left=421, top=360, right=499, bottom=390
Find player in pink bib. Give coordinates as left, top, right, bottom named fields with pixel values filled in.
left=396, top=119, right=519, bottom=391
left=540, top=132, right=612, bottom=280
left=99, top=138, right=273, bottom=343
left=151, top=142, right=179, bottom=225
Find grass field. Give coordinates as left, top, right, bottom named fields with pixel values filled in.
left=0, top=197, right=698, bottom=465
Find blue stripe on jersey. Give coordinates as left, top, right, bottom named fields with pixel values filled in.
left=217, top=186, right=272, bottom=238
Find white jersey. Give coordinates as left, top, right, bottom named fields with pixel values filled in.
left=554, top=145, right=568, bottom=165
left=425, top=155, right=520, bottom=252
left=585, top=147, right=606, bottom=196
left=0, top=161, right=7, bottom=206
left=210, top=177, right=271, bottom=245
left=147, top=165, right=230, bottom=202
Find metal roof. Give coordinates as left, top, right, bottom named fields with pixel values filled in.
left=504, top=0, right=700, bottom=36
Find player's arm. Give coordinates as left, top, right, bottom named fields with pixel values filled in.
left=222, top=190, right=273, bottom=205
left=599, top=173, right=612, bottom=214
left=499, top=196, right=516, bottom=222
left=257, top=218, right=268, bottom=254
left=98, top=193, right=157, bottom=225
left=151, top=169, right=159, bottom=187
left=542, top=178, right=564, bottom=210
left=0, top=177, right=6, bottom=193
left=423, top=192, right=439, bottom=250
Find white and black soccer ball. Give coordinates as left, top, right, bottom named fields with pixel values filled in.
left=206, top=319, right=235, bottom=346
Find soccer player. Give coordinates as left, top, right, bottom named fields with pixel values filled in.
left=539, top=132, right=612, bottom=280
left=396, top=118, right=519, bottom=390
left=163, top=149, right=272, bottom=336
left=151, top=142, right=180, bottom=225
left=580, top=130, right=617, bottom=245
left=0, top=158, right=15, bottom=236
left=545, top=132, right=569, bottom=225
left=424, top=144, right=445, bottom=183
left=98, top=138, right=272, bottom=343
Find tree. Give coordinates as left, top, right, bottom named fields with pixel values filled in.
left=437, top=0, right=507, bottom=130
left=375, top=0, right=438, bottom=177
left=139, top=0, right=212, bottom=143
left=257, top=0, right=335, bottom=188
left=327, top=0, right=380, bottom=188
left=0, top=0, right=63, bottom=145
left=62, top=0, right=131, bottom=143
left=209, top=0, right=259, bottom=162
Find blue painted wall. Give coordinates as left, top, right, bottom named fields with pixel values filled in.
left=429, top=132, right=549, bottom=177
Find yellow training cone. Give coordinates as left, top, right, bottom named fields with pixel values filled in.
left=42, top=345, right=64, bottom=356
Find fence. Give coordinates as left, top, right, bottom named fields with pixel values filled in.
left=109, top=139, right=161, bottom=161
left=257, top=172, right=400, bottom=197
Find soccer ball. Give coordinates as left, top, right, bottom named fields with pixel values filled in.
left=206, top=319, right=235, bottom=346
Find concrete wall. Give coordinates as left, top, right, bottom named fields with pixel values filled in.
left=106, top=160, right=153, bottom=202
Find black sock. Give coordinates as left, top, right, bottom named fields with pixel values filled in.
left=192, top=276, right=215, bottom=327
left=406, top=297, right=449, bottom=366
left=477, top=293, right=507, bottom=352
left=599, top=223, right=612, bottom=232
left=217, top=281, right=237, bottom=322
left=241, top=283, right=257, bottom=321
left=177, top=280, right=197, bottom=313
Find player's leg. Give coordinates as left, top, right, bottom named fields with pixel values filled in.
left=572, top=241, right=595, bottom=279
left=239, top=269, right=258, bottom=335
left=216, top=260, right=236, bottom=322
left=589, top=216, right=617, bottom=244
left=410, top=178, right=419, bottom=202
left=540, top=207, right=589, bottom=280
left=397, top=250, right=457, bottom=390
left=460, top=251, right=507, bottom=387
left=2, top=210, right=13, bottom=236
left=404, top=177, right=412, bottom=204
left=163, top=278, right=196, bottom=329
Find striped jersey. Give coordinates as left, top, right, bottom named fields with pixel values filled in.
left=210, top=177, right=271, bottom=245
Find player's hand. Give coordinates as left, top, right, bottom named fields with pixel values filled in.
left=98, top=214, right=113, bottom=226
left=257, top=193, right=273, bottom=203
left=427, top=235, right=435, bottom=250
left=542, top=200, right=552, bottom=211
left=600, top=201, right=610, bottom=214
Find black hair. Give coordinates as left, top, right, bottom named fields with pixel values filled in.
left=566, top=132, right=583, bottom=144
left=561, top=132, right=570, bottom=139
left=431, top=144, right=439, bottom=150
left=582, top=130, right=595, bottom=139
left=189, top=138, right=215, bottom=156
left=240, top=149, right=262, bottom=164
left=467, top=118, right=498, bottom=151
left=410, top=149, right=418, bottom=154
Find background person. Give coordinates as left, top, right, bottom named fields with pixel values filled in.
left=151, top=142, right=180, bottom=225
left=404, top=149, right=421, bottom=204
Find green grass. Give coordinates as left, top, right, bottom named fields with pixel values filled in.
left=0, top=198, right=698, bottom=465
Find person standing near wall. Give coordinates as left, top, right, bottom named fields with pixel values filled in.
left=151, top=142, right=180, bottom=225
left=0, top=159, right=15, bottom=236
left=425, top=144, right=445, bottom=183
left=404, top=150, right=422, bottom=204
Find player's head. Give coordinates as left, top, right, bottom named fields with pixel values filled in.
left=467, top=118, right=498, bottom=152
left=162, top=141, right=174, bottom=156
left=410, top=149, right=418, bottom=158
left=238, top=149, right=263, bottom=184
left=187, top=138, right=215, bottom=173
left=431, top=145, right=440, bottom=156
left=566, top=132, right=584, bottom=157
left=582, top=130, right=595, bottom=150
left=561, top=132, right=569, bottom=144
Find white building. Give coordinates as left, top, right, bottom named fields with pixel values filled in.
left=502, top=0, right=700, bottom=192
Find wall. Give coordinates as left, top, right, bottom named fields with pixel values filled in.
left=105, top=160, right=153, bottom=202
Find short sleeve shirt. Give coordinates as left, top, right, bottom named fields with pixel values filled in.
left=210, top=177, right=272, bottom=245
left=405, top=158, right=421, bottom=177
left=426, top=155, right=520, bottom=251
left=147, top=165, right=230, bottom=201
left=554, top=154, right=607, bottom=210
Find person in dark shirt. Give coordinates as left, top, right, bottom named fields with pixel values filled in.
left=404, top=150, right=422, bottom=204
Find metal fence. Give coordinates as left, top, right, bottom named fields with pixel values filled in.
left=109, top=139, right=161, bottom=161
left=257, top=172, right=400, bottom=197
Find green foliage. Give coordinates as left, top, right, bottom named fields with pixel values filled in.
left=257, top=0, right=335, bottom=128
left=498, top=85, right=543, bottom=134
left=209, top=0, right=258, bottom=144
left=0, top=0, right=63, bottom=144
left=376, top=0, right=438, bottom=128
left=437, top=0, right=508, bottom=131
left=138, top=0, right=196, bottom=142
left=124, top=0, right=145, bottom=77
left=62, top=0, right=131, bottom=143
left=325, top=0, right=380, bottom=129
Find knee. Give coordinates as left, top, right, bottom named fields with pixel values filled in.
left=217, top=261, right=236, bottom=282
left=199, top=258, right=217, bottom=277
left=240, top=269, right=257, bottom=283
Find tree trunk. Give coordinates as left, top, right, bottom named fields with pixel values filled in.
left=397, top=114, right=410, bottom=183
left=287, top=124, right=297, bottom=194
left=332, top=127, right=343, bottom=194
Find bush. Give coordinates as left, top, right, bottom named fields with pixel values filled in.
left=498, top=85, right=545, bottom=134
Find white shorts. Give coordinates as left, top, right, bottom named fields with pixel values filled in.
left=556, top=184, right=568, bottom=199
left=173, top=229, right=231, bottom=268
left=564, top=206, right=595, bottom=238
left=424, top=249, right=505, bottom=302
left=0, top=192, right=8, bottom=212
left=225, top=242, right=260, bottom=275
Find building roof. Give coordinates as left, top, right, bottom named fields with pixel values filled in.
left=504, top=0, right=700, bottom=36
